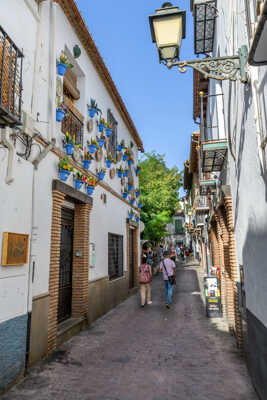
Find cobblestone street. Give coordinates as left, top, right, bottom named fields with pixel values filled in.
left=3, top=263, right=258, bottom=400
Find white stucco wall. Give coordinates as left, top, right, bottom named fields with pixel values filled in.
left=210, top=0, right=267, bottom=327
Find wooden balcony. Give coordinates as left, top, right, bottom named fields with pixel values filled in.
left=0, top=26, right=23, bottom=127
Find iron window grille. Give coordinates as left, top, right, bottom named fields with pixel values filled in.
left=107, top=109, right=118, bottom=161
left=61, top=108, right=84, bottom=146
left=194, top=0, right=217, bottom=55
left=175, top=219, right=184, bottom=234
left=108, top=233, right=123, bottom=280
left=0, top=26, right=23, bottom=127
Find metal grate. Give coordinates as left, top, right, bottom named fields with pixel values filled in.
left=107, top=109, right=118, bottom=161
left=108, top=233, right=123, bottom=280
left=0, top=26, right=23, bottom=127
left=194, top=0, right=217, bottom=55
left=201, top=140, right=228, bottom=173
left=62, top=108, right=84, bottom=146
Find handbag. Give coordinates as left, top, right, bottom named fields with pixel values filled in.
left=162, top=260, right=176, bottom=285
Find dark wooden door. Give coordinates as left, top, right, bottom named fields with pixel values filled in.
left=129, top=228, right=135, bottom=289
left=58, top=208, right=74, bottom=323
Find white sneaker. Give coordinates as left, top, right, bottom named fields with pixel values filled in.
left=147, top=301, right=152, bottom=305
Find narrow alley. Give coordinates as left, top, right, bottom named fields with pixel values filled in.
left=3, top=263, right=257, bottom=400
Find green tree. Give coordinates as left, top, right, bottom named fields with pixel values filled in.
left=139, top=152, right=182, bottom=243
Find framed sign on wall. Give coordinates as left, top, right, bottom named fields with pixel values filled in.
left=1, top=232, right=30, bottom=266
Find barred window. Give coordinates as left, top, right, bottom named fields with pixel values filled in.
left=108, top=233, right=123, bottom=280
left=107, top=110, right=118, bottom=161
left=61, top=109, right=84, bottom=146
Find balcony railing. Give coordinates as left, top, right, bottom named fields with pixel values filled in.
left=201, top=139, right=228, bottom=173
left=199, top=178, right=217, bottom=195
left=196, top=214, right=206, bottom=227
left=195, top=195, right=210, bottom=213
left=0, top=26, right=23, bottom=127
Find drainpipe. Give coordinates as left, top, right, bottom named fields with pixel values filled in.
left=49, top=0, right=57, bottom=142
left=1, top=127, right=16, bottom=184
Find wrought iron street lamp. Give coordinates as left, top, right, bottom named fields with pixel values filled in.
left=149, top=2, right=248, bottom=83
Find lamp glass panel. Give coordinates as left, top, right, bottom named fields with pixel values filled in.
left=153, top=15, right=183, bottom=50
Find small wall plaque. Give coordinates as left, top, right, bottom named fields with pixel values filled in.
left=2, top=232, right=29, bottom=266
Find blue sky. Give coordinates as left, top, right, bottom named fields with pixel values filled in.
left=76, top=0, right=198, bottom=171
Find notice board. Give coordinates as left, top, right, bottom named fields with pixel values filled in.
left=1, top=232, right=29, bottom=266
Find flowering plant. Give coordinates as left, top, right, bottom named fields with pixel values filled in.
left=107, top=152, right=116, bottom=162
left=59, top=51, right=73, bottom=68
left=88, top=138, right=98, bottom=146
left=99, top=117, right=106, bottom=125
left=84, top=148, right=94, bottom=160
left=97, top=167, right=106, bottom=174
left=117, top=166, right=124, bottom=173
left=88, top=99, right=101, bottom=115
left=74, top=171, right=83, bottom=180
left=120, top=139, right=126, bottom=149
left=87, top=176, right=98, bottom=186
left=58, top=156, right=73, bottom=172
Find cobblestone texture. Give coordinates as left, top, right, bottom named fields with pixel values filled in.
left=3, top=263, right=258, bottom=400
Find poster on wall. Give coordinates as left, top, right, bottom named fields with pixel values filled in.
left=204, top=276, right=222, bottom=318
left=2, top=232, right=29, bottom=266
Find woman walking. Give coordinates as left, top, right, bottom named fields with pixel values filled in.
left=139, top=256, right=153, bottom=307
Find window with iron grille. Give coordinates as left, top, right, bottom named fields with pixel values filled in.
left=108, top=233, right=123, bottom=280
left=175, top=219, right=184, bottom=234
left=61, top=109, right=84, bottom=146
left=107, top=109, right=118, bottom=161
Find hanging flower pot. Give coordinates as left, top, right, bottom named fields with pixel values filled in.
left=88, top=144, right=97, bottom=154
left=135, top=168, right=140, bottom=176
left=117, top=170, right=123, bottom=178
left=123, top=170, right=128, bottom=177
left=88, top=99, right=101, bottom=119
left=98, top=171, right=105, bottom=181
left=56, top=108, right=65, bottom=122
left=89, top=108, right=97, bottom=118
left=97, top=138, right=105, bottom=148
left=129, top=213, right=134, bottom=220
left=59, top=169, right=71, bottom=182
left=75, top=179, right=83, bottom=190
left=98, top=124, right=104, bottom=133
left=123, top=154, right=128, bottom=161
left=57, top=62, right=67, bottom=76
left=136, top=191, right=140, bottom=198
left=87, top=185, right=95, bottom=196
left=123, top=192, right=128, bottom=199
left=138, top=202, right=142, bottom=208
left=128, top=183, right=133, bottom=191
left=65, top=143, right=74, bottom=156
left=106, top=160, right=112, bottom=168
left=128, top=159, right=133, bottom=167
left=83, top=159, right=91, bottom=170
left=106, top=128, right=112, bottom=137
left=130, top=199, right=134, bottom=205
left=135, top=216, right=140, bottom=223
left=117, top=144, right=122, bottom=152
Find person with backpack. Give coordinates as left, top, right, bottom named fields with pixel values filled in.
left=139, top=256, right=153, bottom=307
left=159, top=250, right=176, bottom=309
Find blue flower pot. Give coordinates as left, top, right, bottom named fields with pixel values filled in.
left=123, top=170, right=128, bottom=177
left=87, top=186, right=95, bottom=196
left=129, top=214, right=134, bottom=220
left=128, top=184, right=133, bottom=191
left=106, top=128, right=112, bottom=137
left=106, top=160, right=112, bottom=168
left=117, top=171, right=123, bottom=178
left=98, top=124, right=104, bottom=133
left=65, top=143, right=74, bottom=155
left=89, top=108, right=96, bottom=118
left=135, top=169, right=140, bottom=175
left=123, top=154, right=128, bottom=161
left=83, top=159, right=91, bottom=170
left=138, top=202, right=142, bottom=208
left=98, top=172, right=105, bottom=181
left=130, top=199, right=134, bottom=205
left=75, top=179, right=83, bottom=190
left=97, top=139, right=105, bottom=148
left=56, top=108, right=65, bottom=122
left=117, top=144, right=122, bottom=152
left=128, top=159, right=133, bottom=167
left=88, top=144, right=97, bottom=154
left=123, top=192, right=128, bottom=199
left=59, top=170, right=70, bottom=182
left=57, top=62, right=67, bottom=76
left=136, top=217, right=140, bottom=223
left=136, top=191, right=140, bottom=198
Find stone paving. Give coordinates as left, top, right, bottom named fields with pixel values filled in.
left=3, top=263, right=258, bottom=400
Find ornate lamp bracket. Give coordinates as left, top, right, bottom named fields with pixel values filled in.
left=166, top=45, right=248, bottom=83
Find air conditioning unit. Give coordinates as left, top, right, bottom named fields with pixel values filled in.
left=22, top=111, right=35, bottom=137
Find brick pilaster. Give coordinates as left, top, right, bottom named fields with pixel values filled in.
left=47, top=190, right=66, bottom=353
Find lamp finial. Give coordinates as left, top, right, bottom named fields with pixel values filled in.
left=162, top=2, right=173, bottom=8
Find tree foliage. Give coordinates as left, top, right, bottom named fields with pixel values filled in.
left=139, top=152, right=182, bottom=243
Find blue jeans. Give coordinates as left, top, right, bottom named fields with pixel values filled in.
left=164, top=280, right=173, bottom=305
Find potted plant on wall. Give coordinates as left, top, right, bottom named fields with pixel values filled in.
left=135, top=188, right=140, bottom=198
left=74, top=171, right=84, bottom=190
left=57, top=51, right=73, bottom=76
left=83, top=148, right=93, bottom=170
left=86, top=176, right=98, bottom=195
left=117, top=139, right=125, bottom=152
left=117, top=165, right=124, bottom=178
left=135, top=215, right=140, bottom=223
left=87, top=138, right=98, bottom=154
left=129, top=197, right=135, bottom=206
left=63, top=131, right=75, bottom=155
left=56, top=101, right=68, bottom=122
left=123, top=147, right=130, bottom=161
left=97, top=167, right=106, bottom=181
left=58, top=157, right=73, bottom=181
left=98, top=117, right=105, bottom=133
left=106, top=152, right=115, bottom=168
left=88, top=99, right=101, bottom=118
left=137, top=201, right=142, bottom=209
left=105, top=122, right=113, bottom=137
left=128, top=156, right=134, bottom=167
left=135, top=165, right=140, bottom=176
left=123, top=168, right=129, bottom=177
left=97, top=133, right=105, bottom=148
left=128, top=182, right=133, bottom=191
left=129, top=209, right=134, bottom=220
left=122, top=187, right=128, bottom=199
